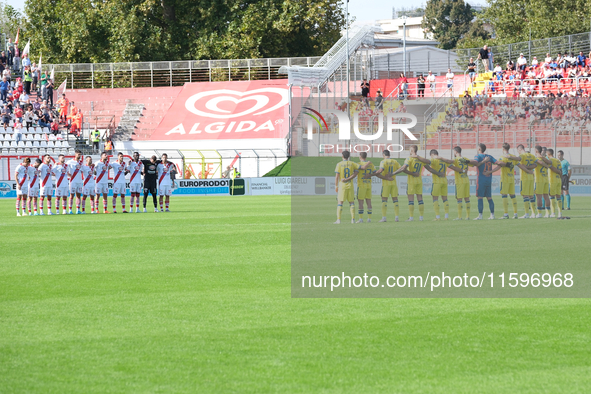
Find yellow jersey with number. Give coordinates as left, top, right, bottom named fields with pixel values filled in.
left=452, top=157, right=470, bottom=185
left=357, top=160, right=375, bottom=187
left=498, top=156, right=517, bottom=184
left=404, top=157, right=423, bottom=185
left=379, top=159, right=400, bottom=186
left=429, top=158, right=448, bottom=184
left=335, top=160, right=359, bottom=190
left=534, top=158, right=549, bottom=182
left=519, top=152, right=536, bottom=181
left=549, top=157, right=562, bottom=184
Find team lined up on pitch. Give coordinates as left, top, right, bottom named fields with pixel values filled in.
left=334, top=143, right=572, bottom=223
left=14, top=151, right=177, bottom=216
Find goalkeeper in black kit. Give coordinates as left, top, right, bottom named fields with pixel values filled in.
left=142, top=155, right=159, bottom=212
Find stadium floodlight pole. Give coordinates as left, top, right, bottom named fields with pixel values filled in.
left=346, top=0, right=350, bottom=121
left=402, top=16, right=407, bottom=76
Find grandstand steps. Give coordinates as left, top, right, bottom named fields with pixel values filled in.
left=112, top=103, right=145, bottom=142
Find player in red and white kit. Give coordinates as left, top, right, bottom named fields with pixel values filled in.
left=128, top=152, right=144, bottom=213
left=66, top=149, right=84, bottom=214
left=14, top=157, right=30, bottom=216
left=94, top=152, right=110, bottom=213
left=39, top=154, right=58, bottom=215
left=81, top=156, right=96, bottom=214
left=110, top=152, right=128, bottom=213
left=54, top=155, right=69, bottom=214
left=157, top=153, right=173, bottom=212
left=26, top=159, right=42, bottom=216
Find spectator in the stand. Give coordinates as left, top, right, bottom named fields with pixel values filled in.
left=468, top=58, right=476, bottom=82
left=493, top=63, right=502, bottom=78
left=69, top=108, right=83, bottom=136
left=105, top=139, right=113, bottom=154
left=58, top=94, right=69, bottom=122
left=7, top=39, right=13, bottom=67
left=1, top=104, right=10, bottom=127
left=375, top=89, right=384, bottom=110
left=399, top=73, right=408, bottom=99
left=31, top=63, right=38, bottom=92
left=417, top=74, right=425, bottom=97
left=446, top=68, right=454, bottom=94
left=506, top=59, right=515, bottom=71
left=51, top=118, right=60, bottom=135
left=488, top=47, right=494, bottom=71
left=40, top=71, right=47, bottom=100
left=23, top=67, right=32, bottom=94
left=38, top=109, right=51, bottom=129
left=360, top=79, right=370, bottom=106
left=427, top=70, right=436, bottom=95
left=544, top=53, right=552, bottom=65
left=478, top=45, right=489, bottom=72
left=0, top=76, right=9, bottom=102
left=577, top=51, right=587, bottom=67
left=14, top=121, right=23, bottom=142
left=46, top=79, right=54, bottom=108
left=22, top=54, right=31, bottom=68
left=13, top=49, right=21, bottom=73
left=517, top=53, right=528, bottom=71
left=531, top=56, right=538, bottom=68
left=24, top=107, right=37, bottom=129
left=14, top=105, right=23, bottom=123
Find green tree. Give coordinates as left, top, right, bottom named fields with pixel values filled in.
left=24, top=0, right=348, bottom=64
left=484, top=0, right=591, bottom=44
left=0, top=1, right=25, bottom=41
left=422, top=0, right=474, bottom=50
left=456, top=18, right=491, bottom=49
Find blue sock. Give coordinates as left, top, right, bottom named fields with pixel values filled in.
left=488, top=199, right=494, bottom=214
left=541, top=198, right=546, bottom=209
left=478, top=199, right=484, bottom=214
left=567, top=194, right=571, bottom=208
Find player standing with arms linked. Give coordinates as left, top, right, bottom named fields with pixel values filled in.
left=436, top=146, right=471, bottom=220
left=334, top=150, right=364, bottom=224
left=516, top=144, right=538, bottom=218
left=66, top=150, right=84, bottom=214
left=355, top=152, right=375, bottom=223
left=38, top=154, right=57, bottom=215
left=94, top=152, right=111, bottom=214
left=157, top=153, right=174, bottom=212
left=110, top=152, right=128, bottom=213
left=467, top=143, right=508, bottom=220
left=399, top=145, right=426, bottom=222
left=54, top=155, right=69, bottom=214
left=14, top=158, right=30, bottom=216
left=533, top=145, right=552, bottom=218
left=423, top=149, right=455, bottom=221
left=128, top=152, right=144, bottom=213
left=366, top=149, right=404, bottom=222
left=81, top=156, right=96, bottom=214
left=142, top=155, right=159, bottom=212
left=27, top=159, right=42, bottom=216
left=546, top=148, right=562, bottom=218
left=558, top=150, right=571, bottom=210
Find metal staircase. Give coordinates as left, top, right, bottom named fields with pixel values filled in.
left=112, top=103, right=145, bottom=141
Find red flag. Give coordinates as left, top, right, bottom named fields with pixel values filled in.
left=15, top=28, right=19, bottom=45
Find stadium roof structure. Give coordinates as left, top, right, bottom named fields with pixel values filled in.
left=279, top=25, right=382, bottom=87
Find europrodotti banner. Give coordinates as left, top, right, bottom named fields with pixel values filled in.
left=150, top=80, right=289, bottom=140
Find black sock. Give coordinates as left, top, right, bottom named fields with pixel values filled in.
left=152, top=192, right=157, bottom=208
left=143, top=191, right=148, bottom=208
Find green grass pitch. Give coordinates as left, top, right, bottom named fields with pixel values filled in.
left=1, top=195, right=591, bottom=392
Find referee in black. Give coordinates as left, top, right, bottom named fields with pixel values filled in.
left=142, top=155, right=159, bottom=212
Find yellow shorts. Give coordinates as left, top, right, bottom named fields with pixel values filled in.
left=357, top=185, right=372, bottom=200
left=431, top=183, right=448, bottom=197
left=500, top=181, right=515, bottom=195
left=535, top=181, right=549, bottom=195
left=520, top=180, right=534, bottom=196
left=455, top=183, right=470, bottom=199
left=338, top=186, right=355, bottom=203
left=407, top=183, right=423, bottom=195
left=381, top=184, right=398, bottom=198
left=549, top=182, right=561, bottom=196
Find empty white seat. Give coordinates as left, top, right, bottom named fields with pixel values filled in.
left=35, top=127, right=43, bottom=132
left=16, top=148, right=23, bottom=154
left=17, top=141, right=25, bottom=147
left=33, top=141, right=40, bottom=147
left=67, top=148, right=75, bottom=154
left=42, top=127, right=50, bottom=133
left=48, top=134, right=56, bottom=140
left=0, top=134, right=3, bottom=141
left=40, top=140, right=47, bottom=147
left=25, top=141, right=32, bottom=147
left=6, top=127, right=12, bottom=132
left=23, top=148, right=32, bottom=154
left=60, top=141, right=68, bottom=147
left=8, top=148, right=16, bottom=155
left=47, top=141, right=55, bottom=147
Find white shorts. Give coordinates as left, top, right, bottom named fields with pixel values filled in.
left=158, top=185, right=172, bottom=196
left=40, top=187, right=54, bottom=197
left=129, top=183, right=142, bottom=193
left=113, top=183, right=126, bottom=195
left=28, top=187, right=39, bottom=197
left=55, top=186, right=69, bottom=197
left=83, top=184, right=95, bottom=196
left=69, top=182, right=83, bottom=194
left=95, top=183, right=109, bottom=195
left=16, top=186, right=28, bottom=196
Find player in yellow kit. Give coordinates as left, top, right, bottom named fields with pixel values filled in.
left=334, top=151, right=371, bottom=224
left=546, top=148, right=562, bottom=218
left=533, top=145, right=552, bottom=218
left=516, top=144, right=539, bottom=218
left=365, top=149, right=404, bottom=222
left=435, top=146, right=471, bottom=220
left=484, top=143, right=532, bottom=219
left=356, top=152, right=375, bottom=223
left=399, top=145, right=428, bottom=221
left=423, top=149, right=463, bottom=221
